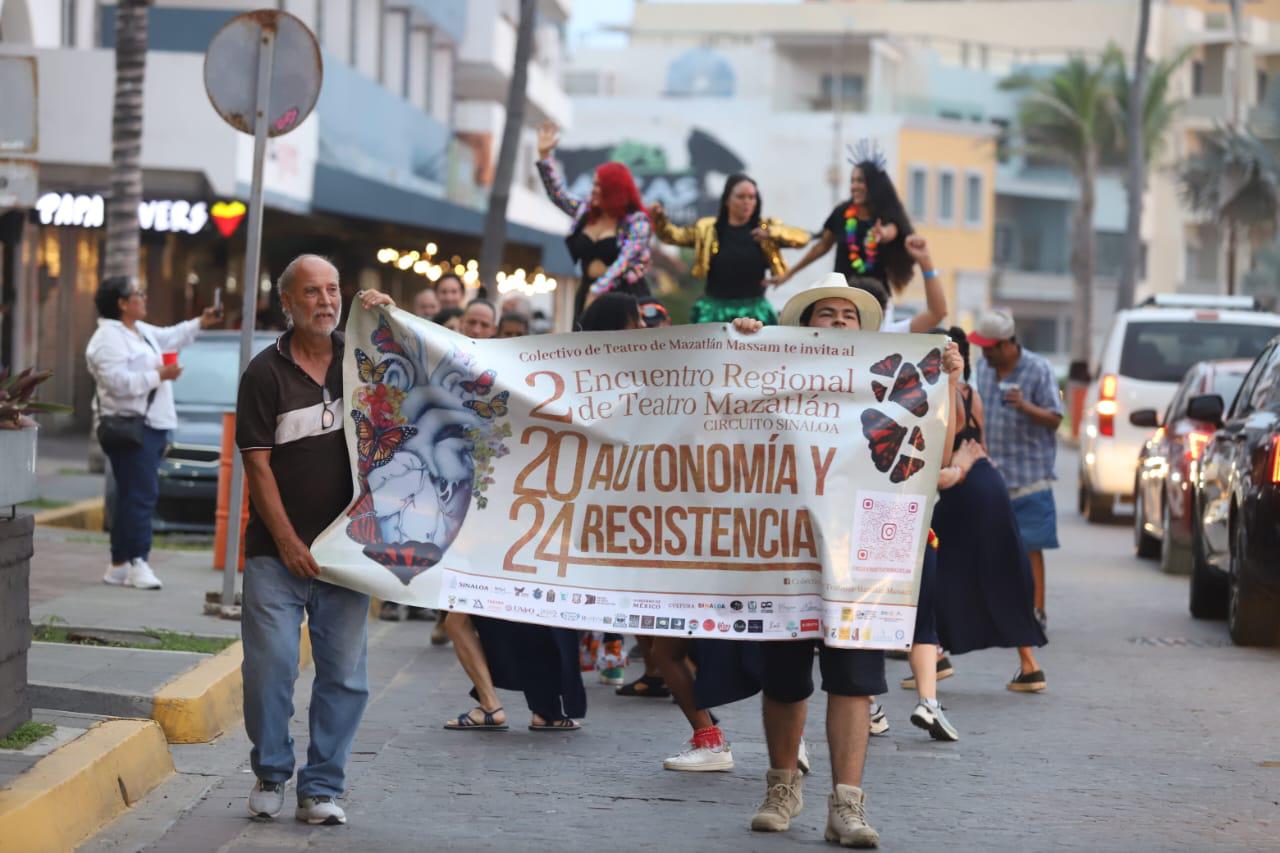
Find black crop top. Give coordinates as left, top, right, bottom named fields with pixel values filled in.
left=566, top=230, right=619, bottom=283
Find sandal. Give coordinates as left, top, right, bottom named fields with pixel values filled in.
left=528, top=717, right=581, bottom=732
left=444, top=706, right=508, bottom=731
left=616, top=675, right=671, bottom=698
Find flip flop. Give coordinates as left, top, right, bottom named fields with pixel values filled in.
left=528, top=717, right=581, bottom=732
left=444, top=706, right=508, bottom=731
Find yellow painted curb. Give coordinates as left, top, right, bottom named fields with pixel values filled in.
left=0, top=719, right=173, bottom=853
left=32, top=497, right=105, bottom=531
left=150, top=623, right=314, bottom=744
left=151, top=642, right=244, bottom=745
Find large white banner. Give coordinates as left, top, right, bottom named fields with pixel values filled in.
left=312, top=306, right=950, bottom=649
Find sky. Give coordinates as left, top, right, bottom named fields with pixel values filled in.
left=566, top=0, right=802, bottom=52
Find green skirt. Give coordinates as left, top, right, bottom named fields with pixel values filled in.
left=690, top=295, right=777, bottom=325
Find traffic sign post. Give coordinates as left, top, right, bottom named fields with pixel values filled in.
left=204, top=11, right=322, bottom=617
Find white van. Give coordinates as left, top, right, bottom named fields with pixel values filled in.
left=1078, top=295, right=1280, bottom=523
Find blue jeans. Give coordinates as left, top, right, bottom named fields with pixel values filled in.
left=104, top=426, right=169, bottom=564
left=241, top=555, right=370, bottom=800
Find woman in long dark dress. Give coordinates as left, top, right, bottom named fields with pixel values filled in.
left=931, top=328, right=1048, bottom=691
left=535, top=122, right=651, bottom=322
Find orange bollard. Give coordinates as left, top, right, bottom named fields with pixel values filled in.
left=213, top=411, right=249, bottom=572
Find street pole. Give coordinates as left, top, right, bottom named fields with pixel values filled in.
left=220, top=28, right=275, bottom=617
left=1226, top=0, right=1244, bottom=296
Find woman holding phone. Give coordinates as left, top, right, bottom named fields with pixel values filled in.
left=86, top=276, right=222, bottom=589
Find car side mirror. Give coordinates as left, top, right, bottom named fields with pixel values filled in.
left=1186, top=394, right=1225, bottom=426
left=1128, top=409, right=1160, bottom=428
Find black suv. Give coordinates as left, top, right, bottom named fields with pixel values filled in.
left=1190, top=335, right=1280, bottom=645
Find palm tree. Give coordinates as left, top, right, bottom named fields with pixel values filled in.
left=1112, top=39, right=1191, bottom=310
left=478, top=0, right=537, bottom=298
left=1003, top=55, right=1119, bottom=374
left=104, top=0, right=150, bottom=280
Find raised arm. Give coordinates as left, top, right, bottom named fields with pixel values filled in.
left=762, top=218, right=812, bottom=249
left=768, top=229, right=834, bottom=286
left=589, top=211, right=652, bottom=297
left=535, top=121, right=583, bottom=218
left=648, top=202, right=696, bottom=247
left=904, top=235, right=948, bottom=333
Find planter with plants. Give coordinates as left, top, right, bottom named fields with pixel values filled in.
left=0, top=366, right=68, bottom=738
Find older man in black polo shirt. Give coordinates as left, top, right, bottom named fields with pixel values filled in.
left=236, top=254, right=392, bottom=826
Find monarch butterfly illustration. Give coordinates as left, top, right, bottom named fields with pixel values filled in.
left=870, top=353, right=902, bottom=378
left=461, top=369, right=496, bottom=396
left=909, top=426, right=925, bottom=451
left=872, top=381, right=889, bottom=403
left=346, top=486, right=380, bottom=545
left=916, top=348, right=943, bottom=385
left=355, top=348, right=391, bottom=384
left=352, top=410, right=416, bottom=470
left=890, top=454, right=925, bottom=484
left=888, top=363, right=929, bottom=417
left=371, top=314, right=408, bottom=358
left=464, top=390, right=509, bottom=419
left=860, top=409, right=907, bottom=473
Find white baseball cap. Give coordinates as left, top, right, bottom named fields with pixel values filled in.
left=968, top=309, right=1016, bottom=347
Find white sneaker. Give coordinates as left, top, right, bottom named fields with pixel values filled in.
left=910, top=700, right=959, bottom=742
left=663, top=730, right=734, bottom=772
left=126, top=558, right=162, bottom=590
left=797, top=737, right=811, bottom=775
left=869, top=702, right=890, bottom=736
left=247, top=779, right=285, bottom=818
left=295, top=795, right=346, bottom=826
left=103, top=562, right=130, bottom=586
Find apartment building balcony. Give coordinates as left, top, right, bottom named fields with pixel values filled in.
left=993, top=268, right=1074, bottom=303
left=1182, top=92, right=1232, bottom=130
left=457, top=0, right=571, bottom=128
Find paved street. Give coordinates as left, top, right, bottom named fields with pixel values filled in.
left=85, top=449, right=1280, bottom=852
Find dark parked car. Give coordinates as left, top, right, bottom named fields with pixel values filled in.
left=1130, top=359, right=1250, bottom=574
left=1189, top=335, right=1280, bottom=646
left=106, top=332, right=276, bottom=534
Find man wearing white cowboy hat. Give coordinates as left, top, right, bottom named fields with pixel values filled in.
left=732, top=274, right=961, bottom=849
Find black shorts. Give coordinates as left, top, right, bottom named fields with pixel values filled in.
left=761, top=641, right=886, bottom=702
left=912, top=542, right=939, bottom=647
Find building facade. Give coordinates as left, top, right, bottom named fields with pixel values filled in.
left=569, top=0, right=1280, bottom=370
left=0, top=0, right=574, bottom=426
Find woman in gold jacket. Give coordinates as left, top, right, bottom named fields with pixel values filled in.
left=649, top=174, right=810, bottom=324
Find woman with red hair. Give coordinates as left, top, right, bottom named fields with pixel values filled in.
left=536, top=122, right=652, bottom=322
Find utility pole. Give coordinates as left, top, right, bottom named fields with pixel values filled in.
left=1225, top=0, right=1245, bottom=295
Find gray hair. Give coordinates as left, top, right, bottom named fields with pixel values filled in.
left=276, top=254, right=338, bottom=328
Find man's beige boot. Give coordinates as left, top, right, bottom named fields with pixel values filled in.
left=750, top=768, right=804, bottom=832
left=825, top=784, right=880, bottom=848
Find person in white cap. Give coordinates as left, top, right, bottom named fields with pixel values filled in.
left=732, top=274, right=964, bottom=849
left=967, top=309, right=1062, bottom=643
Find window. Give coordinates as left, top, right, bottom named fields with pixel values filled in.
left=1119, top=322, right=1280, bottom=384
left=937, top=171, right=955, bottom=224
left=819, top=73, right=865, bottom=110
left=908, top=167, right=928, bottom=221
left=993, top=222, right=1013, bottom=264
left=1192, top=60, right=1205, bottom=96
left=1016, top=317, right=1060, bottom=355
left=964, top=172, right=983, bottom=227
left=382, top=9, right=408, bottom=96
left=320, top=0, right=351, bottom=63
left=1258, top=70, right=1269, bottom=102
left=352, top=0, right=381, bottom=81
left=408, top=27, right=430, bottom=110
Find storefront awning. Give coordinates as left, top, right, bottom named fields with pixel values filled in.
left=312, top=164, right=574, bottom=276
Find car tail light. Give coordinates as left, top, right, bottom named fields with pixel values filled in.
left=1271, top=435, right=1280, bottom=485
left=1097, top=374, right=1118, bottom=437
left=1186, top=430, right=1212, bottom=462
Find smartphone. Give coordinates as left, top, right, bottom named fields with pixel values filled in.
left=213, top=287, right=223, bottom=318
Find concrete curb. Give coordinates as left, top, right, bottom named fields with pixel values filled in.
left=32, top=497, right=105, bottom=531
left=0, top=718, right=173, bottom=853
left=150, top=625, right=313, bottom=745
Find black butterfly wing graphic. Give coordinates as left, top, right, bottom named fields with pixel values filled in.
left=860, top=409, right=907, bottom=473
left=888, top=363, right=929, bottom=417
left=872, top=381, right=888, bottom=402
left=889, top=455, right=925, bottom=484
left=372, top=314, right=408, bottom=358
left=917, top=348, right=942, bottom=385
left=870, top=353, right=902, bottom=378
left=908, top=426, right=925, bottom=451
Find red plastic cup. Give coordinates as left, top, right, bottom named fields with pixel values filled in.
left=162, top=352, right=179, bottom=366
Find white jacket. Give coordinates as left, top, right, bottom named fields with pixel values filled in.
left=85, top=318, right=202, bottom=430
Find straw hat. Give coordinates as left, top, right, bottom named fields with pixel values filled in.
left=778, top=273, right=884, bottom=331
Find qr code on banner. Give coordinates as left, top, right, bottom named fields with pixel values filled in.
left=850, top=490, right=925, bottom=572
